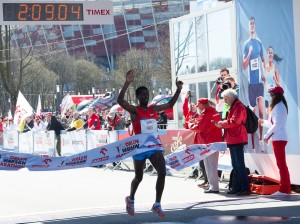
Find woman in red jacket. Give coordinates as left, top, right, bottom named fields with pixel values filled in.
left=215, top=89, right=250, bottom=195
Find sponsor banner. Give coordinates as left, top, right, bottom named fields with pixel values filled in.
left=86, top=130, right=108, bottom=149
left=61, top=130, right=87, bottom=156
left=0, top=134, right=227, bottom=172
left=3, top=130, right=18, bottom=151
left=165, top=142, right=227, bottom=173
left=19, top=131, right=34, bottom=154
left=0, top=133, right=163, bottom=171
left=33, top=131, right=55, bottom=156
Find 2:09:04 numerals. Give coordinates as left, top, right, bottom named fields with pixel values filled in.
left=3, top=3, right=83, bottom=21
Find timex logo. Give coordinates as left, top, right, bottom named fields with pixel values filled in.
left=86, top=9, right=110, bottom=15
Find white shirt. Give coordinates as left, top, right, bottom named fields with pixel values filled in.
left=262, top=101, right=288, bottom=141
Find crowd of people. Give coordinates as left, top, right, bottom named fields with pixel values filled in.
left=182, top=66, right=290, bottom=198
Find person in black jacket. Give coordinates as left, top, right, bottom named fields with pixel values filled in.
left=157, top=111, right=167, bottom=129
left=45, top=112, right=65, bottom=156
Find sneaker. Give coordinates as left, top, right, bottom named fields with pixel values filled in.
left=271, top=191, right=288, bottom=196
left=151, top=204, right=166, bottom=218
left=125, top=196, right=134, bottom=216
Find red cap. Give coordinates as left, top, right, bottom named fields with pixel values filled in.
left=197, top=98, right=209, bottom=105
left=35, top=115, right=41, bottom=119
left=268, top=86, right=284, bottom=94
left=45, top=112, right=52, bottom=116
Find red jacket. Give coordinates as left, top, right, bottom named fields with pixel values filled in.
left=189, top=106, right=222, bottom=144
left=183, top=98, right=197, bottom=129
left=219, top=99, right=248, bottom=145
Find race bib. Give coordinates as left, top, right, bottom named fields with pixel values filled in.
left=250, top=58, right=259, bottom=71
left=140, top=119, right=158, bottom=134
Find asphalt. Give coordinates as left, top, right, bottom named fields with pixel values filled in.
left=0, top=165, right=299, bottom=224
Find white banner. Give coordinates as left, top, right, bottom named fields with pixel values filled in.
left=61, top=130, right=87, bottom=156
left=3, top=130, right=18, bottom=151
left=0, top=134, right=227, bottom=172
left=19, top=132, right=34, bottom=154
left=86, top=130, right=108, bottom=149
left=165, top=142, right=227, bottom=173
left=33, top=131, right=55, bottom=156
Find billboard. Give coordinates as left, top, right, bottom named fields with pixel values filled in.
left=236, top=0, right=300, bottom=184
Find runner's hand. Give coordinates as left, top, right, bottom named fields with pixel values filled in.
left=126, top=70, right=134, bottom=83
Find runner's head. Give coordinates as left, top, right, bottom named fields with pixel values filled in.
left=136, top=86, right=149, bottom=106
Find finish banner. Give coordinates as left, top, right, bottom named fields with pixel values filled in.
left=0, top=133, right=226, bottom=171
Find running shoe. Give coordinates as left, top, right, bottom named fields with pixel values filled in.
left=125, top=196, right=134, bottom=216
left=151, top=204, right=166, bottom=218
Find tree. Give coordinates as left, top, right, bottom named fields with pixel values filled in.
left=74, top=59, right=105, bottom=94
left=0, top=25, right=45, bottom=114
left=45, top=53, right=76, bottom=99
left=114, top=49, right=156, bottom=104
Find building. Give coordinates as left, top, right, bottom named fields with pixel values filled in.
left=11, top=0, right=191, bottom=71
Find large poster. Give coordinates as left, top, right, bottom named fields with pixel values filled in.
left=236, top=0, right=300, bottom=184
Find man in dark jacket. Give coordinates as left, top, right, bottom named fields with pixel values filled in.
left=45, top=112, right=65, bottom=156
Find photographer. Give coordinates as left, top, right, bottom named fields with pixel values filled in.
left=211, top=68, right=231, bottom=119
left=218, top=77, right=239, bottom=120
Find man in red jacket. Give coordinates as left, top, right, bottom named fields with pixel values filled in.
left=214, top=89, right=250, bottom=195
left=188, top=98, right=222, bottom=193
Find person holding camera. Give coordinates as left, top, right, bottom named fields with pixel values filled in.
left=218, top=77, right=239, bottom=120
left=211, top=68, right=231, bottom=119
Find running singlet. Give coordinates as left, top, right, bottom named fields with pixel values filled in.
left=132, top=106, right=159, bottom=134
left=243, top=38, right=264, bottom=84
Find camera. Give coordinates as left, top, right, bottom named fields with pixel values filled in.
left=221, top=81, right=232, bottom=90
left=216, top=76, right=224, bottom=84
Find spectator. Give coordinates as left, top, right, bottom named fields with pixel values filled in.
left=0, top=117, right=4, bottom=145
left=182, top=91, right=198, bottom=129
left=106, top=112, right=124, bottom=131
left=22, top=116, right=34, bottom=133
left=45, top=112, right=65, bottom=156
left=214, top=89, right=250, bottom=196
left=66, top=111, right=84, bottom=132
left=188, top=98, right=222, bottom=193
left=218, top=77, right=239, bottom=120
left=157, top=111, right=167, bottom=129
left=33, top=115, right=45, bottom=131
left=258, top=86, right=291, bottom=196
left=211, top=68, right=231, bottom=118
left=83, top=107, right=101, bottom=130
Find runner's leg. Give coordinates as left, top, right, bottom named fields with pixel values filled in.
left=130, top=159, right=146, bottom=199
left=149, top=151, right=166, bottom=203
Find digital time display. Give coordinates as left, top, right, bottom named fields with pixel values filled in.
left=0, top=1, right=114, bottom=25
left=3, top=3, right=83, bottom=22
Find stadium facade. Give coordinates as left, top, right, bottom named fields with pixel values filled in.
left=11, top=0, right=191, bottom=71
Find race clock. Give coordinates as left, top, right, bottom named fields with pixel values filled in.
left=0, top=0, right=113, bottom=25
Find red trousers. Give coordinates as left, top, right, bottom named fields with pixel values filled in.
left=272, top=141, right=291, bottom=194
